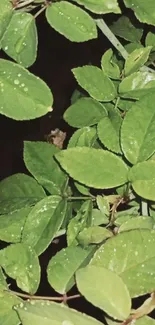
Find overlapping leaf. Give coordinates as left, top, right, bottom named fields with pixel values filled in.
left=55, top=147, right=128, bottom=189
left=16, top=300, right=103, bottom=325
left=68, top=126, right=98, bottom=148
left=47, top=245, right=94, bottom=293
left=91, top=229, right=155, bottom=297
left=129, top=161, right=155, bottom=200
left=76, top=265, right=131, bottom=320
left=0, top=0, right=13, bottom=48
left=24, top=141, right=67, bottom=195
left=64, top=97, right=107, bottom=128
left=124, top=47, right=152, bottom=76
left=110, top=15, right=143, bottom=42
left=121, top=92, right=155, bottom=164
left=72, top=0, right=121, bottom=14
left=22, top=195, right=67, bottom=255
left=72, top=66, right=116, bottom=102
left=0, top=243, right=40, bottom=294
left=0, top=291, right=21, bottom=325
left=123, top=0, right=155, bottom=25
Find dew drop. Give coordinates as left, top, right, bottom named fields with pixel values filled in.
left=14, top=79, right=20, bottom=85
left=24, top=87, right=28, bottom=92
left=4, top=46, right=8, bottom=51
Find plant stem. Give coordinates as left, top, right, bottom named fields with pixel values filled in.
left=16, top=0, right=34, bottom=8
left=96, top=19, right=155, bottom=74
left=141, top=200, right=148, bottom=216
left=114, top=97, right=120, bottom=110
left=5, top=289, right=81, bottom=301
left=54, top=228, right=66, bottom=238
left=95, top=19, right=128, bottom=60
left=34, top=5, right=46, bottom=19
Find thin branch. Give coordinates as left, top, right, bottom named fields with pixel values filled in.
left=96, top=19, right=155, bottom=74
left=141, top=200, right=148, bottom=216
left=5, top=289, right=81, bottom=302
left=34, top=5, right=46, bottom=19
left=16, top=0, right=34, bottom=8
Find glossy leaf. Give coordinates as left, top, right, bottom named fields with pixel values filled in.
left=72, top=66, right=116, bottom=102
left=47, top=246, right=93, bottom=294
left=0, top=207, right=32, bottom=243
left=0, top=173, right=45, bottom=203
left=67, top=200, right=92, bottom=246
left=22, top=195, right=67, bottom=255
left=121, top=92, right=155, bottom=164
left=24, top=141, right=67, bottom=195
left=92, top=209, right=109, bottom=226
left=101, top=49, right=120, bottom=79
left=0, top=197, right=38, bottom=215
left=96, top=195, right=110, bottom=216
left=0, top=59, right=53, bottom=120
left=78, top=226, right=113, bottom=246
left=68, top=126, right=97, bottom=148
left=46, top=1, right=97, bottom=42
left=0, top=243, right=40, bottom=294
left=55, top=147, right=128, bottom=189
left=0, top=0, right=13, bottom=48
left=119, top=71, right=155, bottom=99
left=16, top=300, right=103, bottom=325
left=91, top=229, right=155, bottom=297
left=76, top=265, right=131, bottom=320
left=129, top=161, right=155, bottom=200
left=0, top=291, right=21, bottom=325
left=146, top=31, right=155, bottom=50
left=123, top=0, right=155, bottom=25
left=106, top=316, right=155, bottom=325
left=2, top=12, right=38, bottom=68
left=72, top=0, right=121, bottom=14
left=64, top=97, right=107, bottom=128
left=97, top=108, right=122, bottom=154
left=118, top=216, right=154, bottom=232
left=125, top=47, right=152, bottom=76
left=110, top=16, right=143, bottom=42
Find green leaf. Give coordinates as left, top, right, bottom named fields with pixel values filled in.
left=0, top=0, right=13, bottom=48
left=121, top=92, right=155, bottom=164
left=110, top=16, right=143, bottom=43
left=0, top=59, right=53, bottom=120
left=119, top=72, right=155, bottom=99
left=55, top=147, right=128, bottom=189
left=16, top=300, right=103, bottom=325
left=2, top=12, right=38, bottom=68
left=68, top=126, right=97, bottom=148
left=64, top=97, right=107, bottom=128
left=97, top=108, right=122, bottom=154
left=118, top=216, right=154, bottom=232
left=78, top=226, right=112, bottom=246
left=74, top=181, right=90, bottom=195
left=101, top=49, right=120, bottom=80
left=0, top=207, right=32, bottom=243
left=24, top=141, right=67, bottom=195
left=76, top=265, right=131, bottom=320
left=47, top=245, right=93, bottom=294
left=0, top=198, right=38, bottom=215
left=123, top=0, right=155, bottom=25
left=0, top=243, right=40, bottom=294
left=118, top=98, right=136, bottom=112
left=129, top=161, right=155, bottom=200
left=67, top=200, right=92, bottom=246
left=96, top=195, right=110, bottom=216
left=124, top=47, right=152, bottom=76
left=72, top=66, right=116, bottom=102
left=46, top=1, right=97, bottom=42
left=91, top=229, right=155, bottom=297
left=72, top=0, right=121, bottom=14
left=22, top=195, right=67, bottom=255
left=0, top=173, right=45, bottom=203
left=92, top=209, right=109, bottom=226
left=146, top=31, right=155, bottom=50
left=0, top=291, right=21, bottom=325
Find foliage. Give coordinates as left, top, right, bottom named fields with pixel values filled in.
left=1, top=0, right=155, bottom=324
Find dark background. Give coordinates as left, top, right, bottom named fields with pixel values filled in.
left=0, top=12, right=110, bottom=181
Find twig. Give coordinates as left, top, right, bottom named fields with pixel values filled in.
left=5, top=289, right=81, bottom=302
left=96, top=19, right=155, bottom=74
left=34, top=5, right=47, bottom=19
left=16, top=0, right=34, bottom=8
